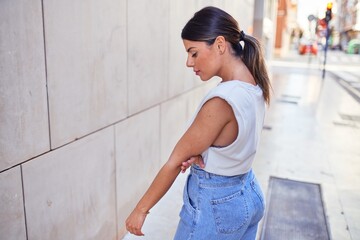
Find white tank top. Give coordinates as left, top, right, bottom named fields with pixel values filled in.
left=192, top=80, right=265, bottom=176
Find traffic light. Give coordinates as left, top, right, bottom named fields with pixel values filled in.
left=325, top=2, right=332, bottom=22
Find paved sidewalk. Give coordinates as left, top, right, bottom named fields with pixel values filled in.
left=256, top=61, right=360, bottom=240
left=123, top=51, right=360, bottom=240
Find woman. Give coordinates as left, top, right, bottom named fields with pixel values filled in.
left=125, top=6, right=271, bottom=239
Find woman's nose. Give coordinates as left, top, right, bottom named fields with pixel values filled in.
left=186, top=57, right=194, bottom=67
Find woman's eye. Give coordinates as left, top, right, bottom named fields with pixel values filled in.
left=192, top=52, right=197, bottom=58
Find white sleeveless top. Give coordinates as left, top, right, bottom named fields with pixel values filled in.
left=192, top=80, right=265, bottom=176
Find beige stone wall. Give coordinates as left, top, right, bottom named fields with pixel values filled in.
left=0, top=1, right=255, bottom=239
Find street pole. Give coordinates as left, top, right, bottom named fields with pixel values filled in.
left=322, top=24, right=330, bottom=79
left=322, top=2, right=333, bottom=79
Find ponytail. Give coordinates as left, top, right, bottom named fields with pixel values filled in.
left=241, top=34, right=271, bottom=105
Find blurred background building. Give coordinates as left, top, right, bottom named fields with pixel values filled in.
left=274, top=0, right=360, bottom=56
left=338, top=0, right=360, bottom=52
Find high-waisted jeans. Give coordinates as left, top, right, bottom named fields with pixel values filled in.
left=174, top=166, right=265, bottom=240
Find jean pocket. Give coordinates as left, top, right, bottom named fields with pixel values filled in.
left=210, top=190, right=250, bottom=234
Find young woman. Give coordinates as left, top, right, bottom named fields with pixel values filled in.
left=125, top=6, right=271, bottom=239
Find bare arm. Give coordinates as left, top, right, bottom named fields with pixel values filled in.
left=125, top=97, right=236, bottom=236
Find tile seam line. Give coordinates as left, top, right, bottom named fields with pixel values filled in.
left=20, top=165, right=29, bottom=239
left=41, top=0, right=52, bottom=150
left=0, top=82, right=206, bottom=174
left=113, top=125, right=119, bottom=240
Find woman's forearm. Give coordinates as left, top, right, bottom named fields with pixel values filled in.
left=125, top=159, right=183, bottom=236
left=126, top=99, right=226, bottom=235
left=134, top=161, right=181, bottom=214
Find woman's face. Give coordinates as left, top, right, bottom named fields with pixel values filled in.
left=183, top=39, right=221, bottom=81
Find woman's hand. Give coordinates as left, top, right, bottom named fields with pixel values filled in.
left=181, top=155, right=205, bottom=173
left=125, top=208, right=149, bottom=236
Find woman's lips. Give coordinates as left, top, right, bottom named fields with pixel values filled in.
left=194, top=70, right=200, bottom=75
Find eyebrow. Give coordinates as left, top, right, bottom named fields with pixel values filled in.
left=187, top=47, right=196, bottom=52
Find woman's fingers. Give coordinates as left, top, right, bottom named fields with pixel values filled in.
left=125, top=209, right=147, bottom=236
left=181, top=161, right=190, bottom=173
left=180, top=155, right=205, bottom=173
left=196, top=155, right=205, bottom=168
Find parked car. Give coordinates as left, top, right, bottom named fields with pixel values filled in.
left=298, top=38, right=318, bottom=55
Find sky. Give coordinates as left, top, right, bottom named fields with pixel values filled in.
left=297, top=0, right=334, bottom=28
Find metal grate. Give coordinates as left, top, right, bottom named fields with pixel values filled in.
left=260, top=177, right=330, bottom=240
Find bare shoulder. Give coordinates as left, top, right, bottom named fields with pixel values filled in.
left=198, top=97, right=234, bottom=121
left=168, top=97, right=237, bottom=165
left=198, top=97, right=238, bottom=147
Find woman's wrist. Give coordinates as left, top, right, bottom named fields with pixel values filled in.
left=135, top=206, right=150, bottom=215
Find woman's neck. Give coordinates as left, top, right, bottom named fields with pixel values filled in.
left=218, top=57, right=256, bottom=85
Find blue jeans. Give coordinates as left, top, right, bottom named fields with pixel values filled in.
left=174, top=166, right=265, bottom=240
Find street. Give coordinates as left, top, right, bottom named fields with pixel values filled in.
left=273, top=48, right=360, bottom=102
left=257, top=49, right=360, bottom=239
left=123, top=49, right=360, bottom=240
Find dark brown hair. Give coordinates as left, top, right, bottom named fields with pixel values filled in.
left=181, top=6, right=271, bottom=104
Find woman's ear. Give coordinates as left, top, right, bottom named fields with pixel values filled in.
left=215, top=36, right=226, bottom=54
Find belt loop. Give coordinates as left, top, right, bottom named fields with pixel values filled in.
left=205, top=172, right=210, bottom=179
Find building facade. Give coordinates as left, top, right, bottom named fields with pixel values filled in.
left=0, top=1, right=276, bottom=239
left=338, top=0, right=360, bottom=50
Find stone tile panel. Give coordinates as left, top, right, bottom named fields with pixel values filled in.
left=0, top=0, right=50, bottom=171
left=127, top=0, right=169, bottom=114
left=43, top=0, right=127, bottom=148
left=0, top=167, right=27, bottom=240
left=168, top=1, right=198, bottom=98
left=22, top=128, right=116, bottom=240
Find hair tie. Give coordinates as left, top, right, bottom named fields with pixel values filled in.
left=239, top=30, right=245, bottom=41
